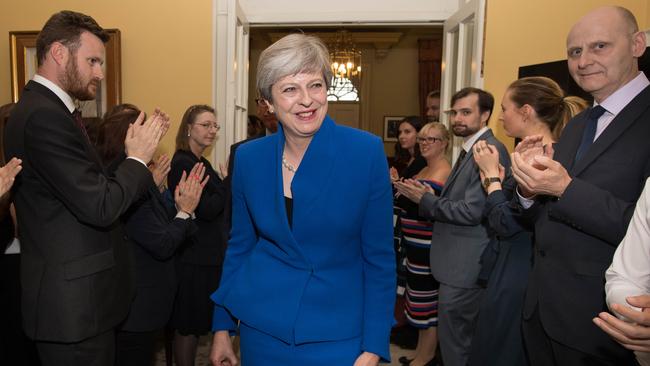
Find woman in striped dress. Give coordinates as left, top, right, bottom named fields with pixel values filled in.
left=395, top=122, right=451, bottom=366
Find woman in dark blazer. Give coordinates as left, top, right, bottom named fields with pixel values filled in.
left=209, top=34, right=396, bottom=366
left=168, top=104, right=227, bottom=366
left=92, top=105, right=205, bottom=366
left=469, top=77, right=587, bottom=366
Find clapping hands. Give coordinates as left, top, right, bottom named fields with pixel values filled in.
left=594, top=295, right=650, bottom=352
left=0, top=158, right=22, bottom=196
left=125, top=108, right=171, bottom=164
left=394, top=178, right=435, bottom=204
left=174, top=162, right=210, bottom=215
left=149, top=154, right=171, bottom=191
left=511, top=135, right=569, bottom=197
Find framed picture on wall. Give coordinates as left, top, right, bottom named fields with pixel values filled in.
left=383, top=116, right=404, bottom=142
left=9, top=29, right=122, bottom=121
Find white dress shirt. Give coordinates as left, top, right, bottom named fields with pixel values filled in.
left=605, top=177, right=650, bottom=366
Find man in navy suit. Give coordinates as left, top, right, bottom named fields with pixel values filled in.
left=512, top=6, right=650, bottom=365
left=5, top=10, right=167, bottom=366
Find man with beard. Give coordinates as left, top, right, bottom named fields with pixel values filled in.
left=395, top=87, right=510, bottom=366
left=425, top=90, right=441, bottom=122
left=4, top=10, right=168, bottom=366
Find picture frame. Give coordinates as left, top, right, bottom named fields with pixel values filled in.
left=9, top=29, right=122, bottom=121
left=383, top=116, right=404, bottom=142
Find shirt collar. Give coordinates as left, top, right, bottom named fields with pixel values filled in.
left=32, top=74, right=76, bottom=114
left=597, top=72, right=650, bottom=116
left=461, top=126, right=489, bottom=152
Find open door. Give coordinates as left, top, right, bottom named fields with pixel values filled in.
left=213, top=0, right=250, bottom=166
left=439, top=0, right=486, bottom=160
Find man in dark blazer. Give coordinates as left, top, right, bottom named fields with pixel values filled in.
left=511, top=6, right=650, bottom=365
left=4, top=11, right=167, bottom=366
left=395, top=87, right=510, bottom=366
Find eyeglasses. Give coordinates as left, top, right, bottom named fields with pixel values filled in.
left=417, top=136, right=443, bottom=144
left=195, top=123, right=221, bottom=131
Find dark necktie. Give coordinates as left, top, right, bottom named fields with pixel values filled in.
left=574, top=105, right=607, bottom=163
left=72, top=109, right=90, bottom=142
left=451, top=149, right=467, bottom=175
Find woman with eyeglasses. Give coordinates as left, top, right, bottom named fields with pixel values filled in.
left=168, top=104, right=228, bottom=366
left=394, top=122, right=451, bottom=366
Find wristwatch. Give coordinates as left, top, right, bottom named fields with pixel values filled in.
left=483, top=177, right=501, bottom=190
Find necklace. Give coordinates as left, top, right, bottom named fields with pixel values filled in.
left=282, top=154, right=297, bottom=173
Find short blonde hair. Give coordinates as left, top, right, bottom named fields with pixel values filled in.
left=257, top=33, right=333, bottom=103
left=419, top=122, right=450, bottom=152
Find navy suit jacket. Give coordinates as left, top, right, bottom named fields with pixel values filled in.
left=211, top=116, right=396, bottom=360
left=524, top=85, right=650, bottom=359
left=4, top=80, right=151, bottom=342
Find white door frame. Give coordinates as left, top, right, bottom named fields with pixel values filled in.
left=440, top=0, right=486, bottom=161
left=213, top=0, right=249, bottom=166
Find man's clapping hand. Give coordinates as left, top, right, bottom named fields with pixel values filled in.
left=124, top=109, right=171, bottom=164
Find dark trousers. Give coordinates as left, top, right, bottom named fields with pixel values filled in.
left=0, top=253, right=40, bottom=366
left=115, top=330, right=157, bottom=366
left=438, top=283, right=484, bottom=366
left=36, top=330, right=115, bottom=366
left=522, top=303, right=636, bottom=366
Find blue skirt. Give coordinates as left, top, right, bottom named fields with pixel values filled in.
left=239, top=322, right=362, bottom=366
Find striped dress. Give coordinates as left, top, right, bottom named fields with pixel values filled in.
left=399, top=179, right=443, bottom=328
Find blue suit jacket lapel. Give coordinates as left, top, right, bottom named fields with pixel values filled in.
left=271, top=117, right=337, bottom=264
left=290, top=116, right=337, bottom=215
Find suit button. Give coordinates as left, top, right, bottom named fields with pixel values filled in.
left=538, top=250, right=546, bottom=257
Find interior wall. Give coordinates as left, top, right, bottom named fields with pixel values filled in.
left=483, top=0, right=650, bottom=150
left=248, top=28, right=440, bottom=156
left=0, top=0, right=213, bottom=158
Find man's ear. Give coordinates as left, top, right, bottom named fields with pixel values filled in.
left=480, top=110, right=491, bottom=126
left=631, top=31, right=647, bottom=58
left=49, top=42, right=69, bottom=66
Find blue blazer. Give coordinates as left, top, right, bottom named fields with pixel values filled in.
left=211, top=116, right=396, bottom=360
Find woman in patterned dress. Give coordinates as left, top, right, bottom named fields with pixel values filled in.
left=396, top=122, right=451, bottom=366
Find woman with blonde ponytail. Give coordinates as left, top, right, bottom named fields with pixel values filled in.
left=469, top=77, right=587, bottom=366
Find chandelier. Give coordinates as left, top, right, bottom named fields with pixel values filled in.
left=329, top=30, right=362, bottom=90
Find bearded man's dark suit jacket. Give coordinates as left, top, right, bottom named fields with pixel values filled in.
left=4, top=80, right=152, bottom=342
left=523, top=84, right=650, bottom=361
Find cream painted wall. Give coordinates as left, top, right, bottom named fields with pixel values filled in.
left=0, top=0, right=213, bottom=157
left=483, top=0, right=649, bottom=150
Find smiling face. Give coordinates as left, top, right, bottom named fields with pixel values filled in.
left=418, top=127, right=447, bottom=159
left=188, top=111, right=218, bottom=152
left=566, top=7, right=645, bottom=102
left=499, top=89, right=527, bottom=139
left=60, top=31, right=105, bottom=101
left=268, top=71, right=328, bottom=140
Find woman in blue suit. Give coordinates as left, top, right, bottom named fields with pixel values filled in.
left=209, top=34, right=396, bottom=366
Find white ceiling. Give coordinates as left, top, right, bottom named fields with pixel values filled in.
left=239, top=0, right=459, bottom=25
